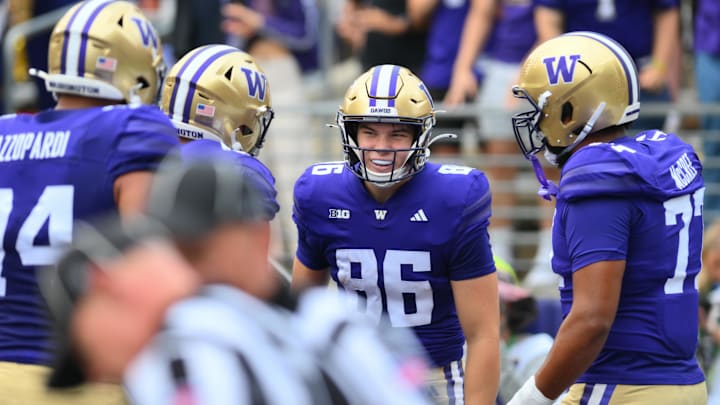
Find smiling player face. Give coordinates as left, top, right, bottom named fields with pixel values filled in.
left=356, top=123, right=415, bottom=174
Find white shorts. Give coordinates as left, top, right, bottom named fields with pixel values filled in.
left=425, top=359, right=464, bottom=405
left=477, top=59, right=522, bottom=141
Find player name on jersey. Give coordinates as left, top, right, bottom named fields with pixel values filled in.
left=0, top=131, right=71, bottom=162
left=669, top=152, right=698, bottom=190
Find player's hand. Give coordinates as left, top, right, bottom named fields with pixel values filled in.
left=639, top=64, right=665, bottom=93
left=336, top=3, right=367, bottom=50
left=355, top=7, right=408, bottom=35
left=444, top=69, right=477, bottom=106
left=507, top=376, right=555, bottom=405
left=222, top=3, right=265, bottom=39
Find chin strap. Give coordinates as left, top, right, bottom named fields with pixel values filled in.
left=230, top=128, right=244, bottom=152
left=530, top=155, right=558, bottom=201
left=127, top=82, right=144, bottom=107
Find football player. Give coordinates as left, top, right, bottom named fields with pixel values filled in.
left=290, top=64, right=500, bottom=404
left=159, top=44, right=279, bottom=223
left=507, top=32, right=707, bottom=404
left=0, top=1, right=179, bottom=403
left=525, top=0, right=681, bottom=293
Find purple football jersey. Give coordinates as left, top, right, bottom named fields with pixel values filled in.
left=551, top=131, right=705, bottom=385
left=534, top=0, right=679, bottom=62
left=695, top=0, right=720, bottom=55
left=178, top=140, right=279, bottom=219
left=0, top=105, right=179, bottom=365
left=421, top=0, right=478, bottom=91
left=485, top=1, right=536, bottom=63
left=293, top=161, right=495, bottom=367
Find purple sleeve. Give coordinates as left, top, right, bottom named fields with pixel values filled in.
left=292, top=171, right=328, bottom=270
left=448, top=173, right=496, bottom=281
left=564, top=197, right=632, bottom=272
left=106, top=107, right=179, bottom=182
left=261, top=0, right=318, bottom=51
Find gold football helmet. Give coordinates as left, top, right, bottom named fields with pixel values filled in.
left=512, top=31, right=640, bottom=165
left=161, top=45, right=274, bottom=156
left=338, top=64, right=436, bottom=185
left=33, top=0, right=165, bottom=105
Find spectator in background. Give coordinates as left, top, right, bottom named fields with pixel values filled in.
left=443, top=0, right=538, bottom=266
left=335, top=0, right=427, bottom=74
left=694, top=0, right=720, bottom=221
left=407, top=0, right=478, bottom=156
left=534, top=0, right=680, bottom=132
left=20, top=0, right=76, bottom=111
left=698, top=220, right=720, bottom=401
left=221, top=0, right=321, bottom=266
left=221, top=0, right=319, bottom=75
left=495, top=258, right=554, bottom=404
left=171, top=0, right=225, bottom=61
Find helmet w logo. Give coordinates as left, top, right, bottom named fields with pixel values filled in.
left=241, top=68, right=267, bottom=101
left=131, top=16, right=158, bottom=50
left=542, top=55, right=581, bottom=85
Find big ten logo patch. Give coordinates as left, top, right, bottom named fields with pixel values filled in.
left=329, top=209, right=351, bottom=219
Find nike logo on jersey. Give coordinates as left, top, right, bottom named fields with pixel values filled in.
left=374, top=210, right=387, bottom=221
left=410, top=209, right=428, bottom=222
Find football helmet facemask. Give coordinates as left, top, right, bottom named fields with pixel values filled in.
left=33, top=0, right=165, bottom=105
left=338, top=64, right=436, bottom=186
left=161, top=45, right=274, bottom=156
left=511, top=31, right=640, bottom=166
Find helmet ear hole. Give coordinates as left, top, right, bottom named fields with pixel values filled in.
left=136, top=77, right=149, bottom=89
left=224, top=67, right=233, bottom=81
left=239, top=125, right=253, bottom=136
left=561, top=101, right=573, bottom=124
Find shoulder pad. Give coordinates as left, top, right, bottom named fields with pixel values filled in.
left=559, top=133, right=703, bottom=201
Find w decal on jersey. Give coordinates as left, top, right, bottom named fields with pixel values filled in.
left=241, top=67, right=267, bottom=101
left=542, top=55, right=581, bottom=85
left=131, top=16, right=159, bottom=49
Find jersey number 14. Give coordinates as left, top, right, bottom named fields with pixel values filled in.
left=0, top=186, right=74, bottom=296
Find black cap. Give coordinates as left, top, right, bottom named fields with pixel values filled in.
left=145, top=157, right=269, bottom=239
left=41, top=159, right=269, bottom=388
